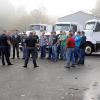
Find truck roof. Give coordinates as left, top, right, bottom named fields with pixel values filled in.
left=86, top=19, right=100, bottom=23
left=55, top=22, right=79, bottom=25
left=29, top=24, right=49, bottom=26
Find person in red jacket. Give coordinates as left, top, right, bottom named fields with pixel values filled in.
left=65, top=32, right=75, bottom=68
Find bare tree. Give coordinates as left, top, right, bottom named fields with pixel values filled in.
left=92, top=0, right=100, bottom=17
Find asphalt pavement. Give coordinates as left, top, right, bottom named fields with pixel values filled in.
left=0, top=53, right=100, bottom=100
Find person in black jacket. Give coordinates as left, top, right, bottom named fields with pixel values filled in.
left=33, top=32, right=39, bottom=59
left=0, top=30, right=13, bottom=66
left=23, top=32, right=39, bottom=68
left=11, top=30, right=21, bottom=59
left=78, top=31, right=86, bottom=65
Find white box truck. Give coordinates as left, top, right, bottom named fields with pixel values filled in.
left=84, top=19, right=100, bottom=55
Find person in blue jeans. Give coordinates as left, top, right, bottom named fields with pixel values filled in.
left=78, top=31, right=86, bottom=65
left=65, top=32, right=75, bottom=68
left=39, top=32, right=47, bottom=59
left=21, top=32, right=27, bottom=59
left=47, top=32, right=53, bottom=60
left=51, top=32, right=58, bottom=61
left=74, top=31, right=81, bottom=64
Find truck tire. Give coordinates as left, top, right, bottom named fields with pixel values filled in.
left=85, top=43, right=93, bottom=55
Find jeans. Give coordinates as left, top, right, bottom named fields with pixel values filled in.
left=48, top=46, right=52, bottom=59
left=1, top=47, right=11, bottom=65
left=52, top=45, right=57, bottom=61
left=57, top=45, right=61, bottom=60
left=12, top=44, right=19, bottom=58
left=60, top=46, right=66, bottom=60
left=74, top=46, right=80, bottom=63
left=22, top=46, right=27, bottom=58
left=66, top=48, right=75, bottom=66
left=25, top=48, right=37, bottom=67
left=40, top=45, right=46, bottom=58
left=78, top=49, right=85, bottom=64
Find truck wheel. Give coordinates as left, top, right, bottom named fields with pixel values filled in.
left=85, top=43, right=92, bottom=55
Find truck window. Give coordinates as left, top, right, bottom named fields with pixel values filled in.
left=85, top=22, right=95, bottom=30
left=95, top=23, right=100, bottom=32
left=54, top=24, right=70, bottom=31
left=30, top=25, right=40, bottom=31
left=71, top=25, right=77, bottom=33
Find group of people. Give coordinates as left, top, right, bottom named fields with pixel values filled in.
left=0, top=30, right=22, bottom=66
left=0, top=30, right=39, bottom=68
left=0, top=30, right=86, bottom=69
left=39, top=31, right=86, bottom=68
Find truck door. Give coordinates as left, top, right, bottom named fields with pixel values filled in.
left=71, top=24, right=77, bottom=33
left=93, top=22, right=100, bottom=50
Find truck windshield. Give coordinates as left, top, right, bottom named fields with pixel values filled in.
left=29, top=25, right=40, bottom=31
left=85, top=22, right=95, bottom=30
left=54, top=24, right=70, bottom=31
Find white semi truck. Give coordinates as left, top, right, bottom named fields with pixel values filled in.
left=26, top=24, right=52, bottom=37
left=84, top=19, right=100, bottom=55
left=53, top=22, right=83, bottom=34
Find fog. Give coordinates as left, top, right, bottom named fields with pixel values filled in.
left=0, top=0, right=99, bottom=33
left=92, top=0, right=100, bottom=17
left=0, top=0, right=57, bottom=33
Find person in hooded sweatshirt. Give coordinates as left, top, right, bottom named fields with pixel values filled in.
left=74, top=31, right=81, bottom=64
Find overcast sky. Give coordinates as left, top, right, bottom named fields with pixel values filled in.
left=9, top=0, right=96, bottom=17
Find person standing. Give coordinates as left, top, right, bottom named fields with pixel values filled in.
left=0, top=30, right=13, bottom=66
left=23, top=32, right=39, bottom=68
left=65, top=32, right=75, bottom=68
left=58, top=31, right=67, bottom=60
left=74, top=31, right=81, bottom=64
left=78, top=31, right=86, bottom=65
left=33, top=32, right=39, bottom=59
left=47, top=32, right=53, bottom=60
left=21, top=32, right=27, bottom=59
left=39, top=32, right=47, bottom=59
left=51, top=32, right=58, bottom=61
left=7, top=32, right=12, bottom=57
left=11, top=30, right=21, bottom=59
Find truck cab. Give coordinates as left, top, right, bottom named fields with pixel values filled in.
left=53, top=22, right=82, bottom=35
left=84, top=19, right=100, bottom=55
left=26, top=24, right=52, bottom=38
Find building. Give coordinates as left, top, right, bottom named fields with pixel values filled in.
left=58, top=11, right=99, bottom=27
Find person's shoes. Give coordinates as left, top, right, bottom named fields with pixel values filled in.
left=22, top=58, right=25, bottom=59
left=47, top=57, right=50, bottom=60
left=8, top=63, right=13, bottom=66
left=11, top=58, right=15, bottom=59
left=23, top=65, right=27, bottom=68
left=17, top=57, right=20, bottom=59
left=34, top=66, right=39, bottom=68
left=80, top=63, right=84, bottom=66
left=71, top=65, right=76, bottom=68
left=2, top=63, right=5, bottom=66
left=64, top=65, right=70, bottom=69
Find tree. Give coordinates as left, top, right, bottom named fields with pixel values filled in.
left=92, top=0, right=100, bottom=17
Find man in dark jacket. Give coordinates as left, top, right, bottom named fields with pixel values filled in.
left=78, top=31, right=86, bottom=65
left=11, top=30, right=21, bottom=59
left=23, top=32, right=39, bottom=68
left=0, top=30, right=13, bottom=66
left=33, top=32, right=39, bottom=59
